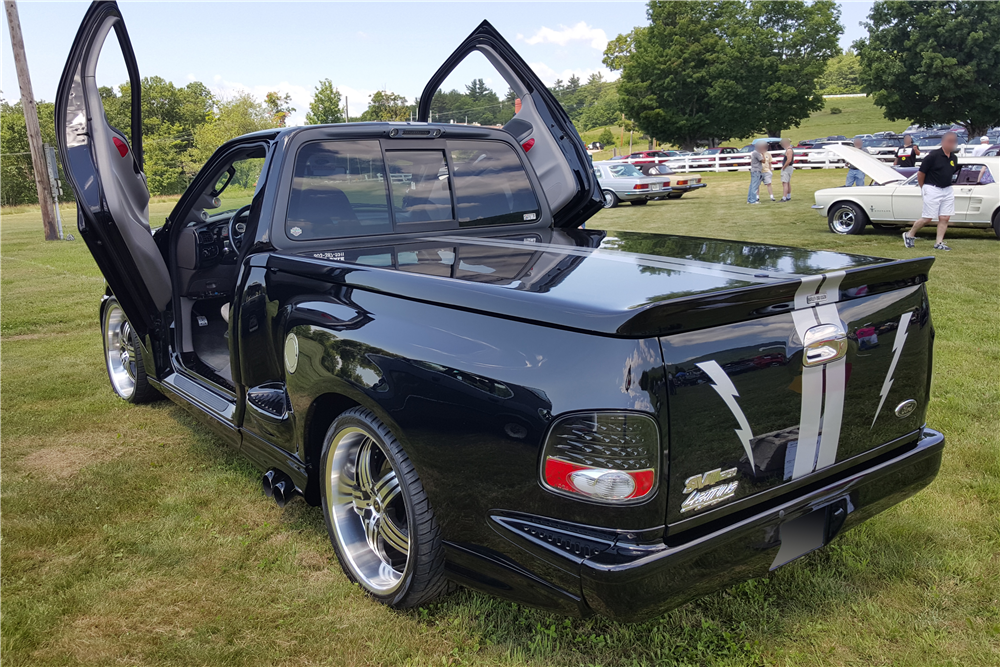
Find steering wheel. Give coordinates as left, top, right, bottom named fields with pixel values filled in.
left=229, top=204, right=252, bottom=252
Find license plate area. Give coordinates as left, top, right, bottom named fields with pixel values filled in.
left=770, top=497, right=849, bottom=570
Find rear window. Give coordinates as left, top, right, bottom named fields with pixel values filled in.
left=286, top=140, right=392, bottom=240
left=450, top=141, right=539, bottom=227
left=286, top=138, right=539, bottom=240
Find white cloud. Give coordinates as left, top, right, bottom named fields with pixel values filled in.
left=527, top=62, right=619, bottom=87
left=209, top=78, right=379, bottom=126
left=519, top=22, right=608, bottom=51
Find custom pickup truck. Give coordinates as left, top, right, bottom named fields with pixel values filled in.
left=58, top=1, right=944, bottom=620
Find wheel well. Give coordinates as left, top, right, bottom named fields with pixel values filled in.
left=829, top=199, right=868, bottom=221
left=302, top=392, right=360, bottom=504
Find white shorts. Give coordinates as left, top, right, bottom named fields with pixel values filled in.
left=780, top=166, right=794, bottom=183
left=761, top=172, right=772, bottom=185
left=921, top=185, right=955, bottom=219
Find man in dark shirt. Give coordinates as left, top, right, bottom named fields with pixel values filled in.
left=902, top=132, right=961, bottom=251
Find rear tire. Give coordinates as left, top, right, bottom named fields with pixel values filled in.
left=602, top=190, right=619, bottom=209
left=102, top=298, right=159, bottom=404
left=630, top=199, right=648, bottom=206
left=320, top=407, right=449, bottom=609
left=828, top=202, right=867, bottom=235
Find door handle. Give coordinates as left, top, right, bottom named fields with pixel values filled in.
left=802, top=323, right=848, bottom=367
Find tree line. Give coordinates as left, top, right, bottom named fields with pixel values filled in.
left=3, top=1, right=997, bottom=206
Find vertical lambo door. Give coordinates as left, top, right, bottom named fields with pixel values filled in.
left=417, top=21, right=602, bottom=229
left=56, top=0, right=169, bottom=403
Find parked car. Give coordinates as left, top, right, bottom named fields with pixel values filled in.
left=863, top=136, right=903, bottom=159
left=801, top=140, right=853, bottom=166
left=644, top=164, right=707, bottom=198
left=627, top=150, right=681, bottom=161
left=812, top=146, right=999, bottom=237
left=593, top=161, right=670, bottom=207
left=58, top=1, right=946, bottom=622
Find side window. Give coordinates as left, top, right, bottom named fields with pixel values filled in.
left=956, top=164, right=992, bottom=185
left=449, top=140, right=539, bottom=227
left=385, top=151, right=454, bottom=223
left=286, top=140, right=392, bottom=240
left=593, top=168, right=602, bottom=180
left=213, top=157, right=264, bottom=212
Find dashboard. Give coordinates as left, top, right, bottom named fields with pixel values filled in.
left=176, top=209, right=248, bottom=299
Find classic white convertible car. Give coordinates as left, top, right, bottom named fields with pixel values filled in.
left=812, top=145, right=999, bottom=238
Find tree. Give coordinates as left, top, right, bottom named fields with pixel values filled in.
left=187, top=93, right=277, bottom=175
left=597, top=128, right=616, bottom=147
left=305, top=79, right=345, bottom=125
left=610, top=1, right=841, bottom=148
left=264, top=91, right=295, bottom=127
left=818, top=52, right=862, bottom=94
left=359, top=90, right=409, bottom=122
left=855, top=1, right=1000, bottom=138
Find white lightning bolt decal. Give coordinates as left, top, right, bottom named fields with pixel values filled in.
left=696, top=360, right=755, bottom=471
left=872, top=311, right=913, bottom=427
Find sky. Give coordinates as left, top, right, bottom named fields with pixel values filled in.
left=2, top=1, right=874, bottom=127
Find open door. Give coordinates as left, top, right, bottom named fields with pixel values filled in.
left=56, top=1, right=171, bottom=338
left=417, top=21, right=602, bottom=229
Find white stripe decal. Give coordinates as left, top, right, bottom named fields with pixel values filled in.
left=794, top=270, right=845, bottom=310
left=695, top=360, right=756, bottom=471
left=794, top=365, right=825, bottom=479
left=872, top=311, right=913, bottom=428
left=814, top=303, right=847, bottom=469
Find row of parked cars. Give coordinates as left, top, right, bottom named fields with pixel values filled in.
left=592, top=155, right=708, bottom=208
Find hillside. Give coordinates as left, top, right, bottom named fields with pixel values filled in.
left=578, top=95, right=909, bottom=155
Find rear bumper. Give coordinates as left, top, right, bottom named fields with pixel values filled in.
left=579, top=428, right=944, bottom=621
left=672, top=183, right=707, bottom=193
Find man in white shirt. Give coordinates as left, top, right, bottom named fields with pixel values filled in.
left=972, top=136, right=991, bottom=157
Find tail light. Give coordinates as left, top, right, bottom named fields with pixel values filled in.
left=676, top=179, right=688, bottom=186
left=540, top=412, right=660, bottom=504
left=521, top=138, right=535, bottom=152
left=633, top=183, right=649, bottom=190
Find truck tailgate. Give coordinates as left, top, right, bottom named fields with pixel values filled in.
left=661, top=273, right=934, bottom=529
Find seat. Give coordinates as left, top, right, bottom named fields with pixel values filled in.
left=287, top=187, right=359, bottom=238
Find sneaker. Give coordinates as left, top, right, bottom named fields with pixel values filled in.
left=902, top=233, right=915, bottom=248
left=770, top=196, right=775, bottom=201
left=933, top=242, right=951, bottom=251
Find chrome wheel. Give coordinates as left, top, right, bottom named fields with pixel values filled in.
left=325, top=426, right=410, bottom=595
left=104, top=302, right=136, bottom=399
left=831, top=207, right=856, bottom=233
left=603, top=190, right=617, bottom=208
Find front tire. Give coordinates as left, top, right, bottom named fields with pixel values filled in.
left=102, top=298, right=159, bottom=403
left=320, top=407, right=448, bottom=608
left=828, top=202, right=867, bottom=235
left=602, top=190, right=619, bottom=209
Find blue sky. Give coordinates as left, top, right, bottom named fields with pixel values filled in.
left=2, top=1, right=873, bottom=126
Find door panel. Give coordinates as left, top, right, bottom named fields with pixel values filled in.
left=56, top=1, right=170, bottom=336
left=417, top=21, right=601, bottom=229
left=891, top=183, right=924, bottom=221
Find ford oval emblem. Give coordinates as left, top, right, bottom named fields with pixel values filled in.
left=894, top=399, right=917, bottom=419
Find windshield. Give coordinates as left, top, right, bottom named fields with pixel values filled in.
left=916, top=136, right=943, bottom=147
left=607, top=164, right=644, bottom=178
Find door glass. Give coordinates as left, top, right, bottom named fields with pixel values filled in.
left=286, top=140, right=392, bottom=240
left=449, top=140, right=539, bottom=227
left=424, top=51, right=517, bottom=126
left=215, top=158, right=264, bottom=213
left=385, top=150, right=454, bottom=223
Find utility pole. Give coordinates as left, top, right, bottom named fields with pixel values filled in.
left=5, top=0, right=59, bottom=240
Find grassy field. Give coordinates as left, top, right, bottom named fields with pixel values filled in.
left=581, top=95, right=909, bottom=158
left=2, top=169, right=998, bottom=666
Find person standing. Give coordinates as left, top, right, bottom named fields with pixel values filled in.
left=845, top=138, right=866, bottom=186
left=747, top=140, right=765, bottom=204
left=972, top=136, right=991, bottom=156
left=759, top=144, right=775, bottom=201
left=779, top=138, right=794, bottom=201
left=902, top=132, right=961, bottom=251
left=894, top=134, right=920, bottom=167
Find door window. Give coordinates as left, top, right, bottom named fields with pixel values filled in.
left=449, top=140, right=539, bottom=227
left=286, top=140, right=392, bottom=240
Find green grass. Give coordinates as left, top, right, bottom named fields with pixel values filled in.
left=2, top=170, right=998, bottom=666
left=580, top=95, right=909, bottom=158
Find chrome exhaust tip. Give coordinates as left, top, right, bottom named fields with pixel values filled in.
left=262, top=469, right=296, bottom=507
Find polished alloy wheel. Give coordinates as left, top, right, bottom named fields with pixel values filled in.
left=326, top=426, right=410, bottom=595
left=831, top=207, right=856, bottom=233
left=104, top=302, right=136, bottom=399
left=603, top=190, right=616, bottom=208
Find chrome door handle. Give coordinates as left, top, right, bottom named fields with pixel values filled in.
left=803, top=323, right=848, bottom=367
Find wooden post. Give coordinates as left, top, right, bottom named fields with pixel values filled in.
left=5, top=0, right=58, bottom=240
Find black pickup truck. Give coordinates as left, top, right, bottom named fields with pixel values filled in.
left=57, top=1, right=944, bottom=621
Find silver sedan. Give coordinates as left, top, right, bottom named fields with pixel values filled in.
left=593, top=162, right=672, bottom=208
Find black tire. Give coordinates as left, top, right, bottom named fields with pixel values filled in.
left=992, top=209, right=1000, bottom=239
left=320, top=407, right=449, bottom=609
left=828, top=202, right=867, bottom=235
left=101, top=297, right=160, bottom=404
left=602, top=190, right=619, bottom=209
left=630, top=199, right=649, bottom=206
left=666, top=192, right=683, bottom=199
